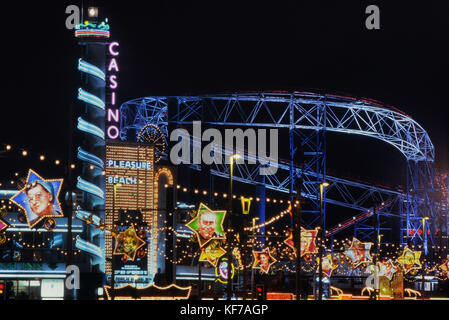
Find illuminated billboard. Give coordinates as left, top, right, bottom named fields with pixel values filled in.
left=10, top=169, right=64, bottom=229
left=105, top=143, right=156, bottom=285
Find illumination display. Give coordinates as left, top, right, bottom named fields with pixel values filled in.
left=0, top=217, right=9, bottom=232
left=75, top=235, right=104, bottom=258
left=74, top=20, right=110, bottom=38
left=186, top=203, right=226, bottom=248
left=106, top=42, right=120, bottom=140
left=105, top=144, right=155, bottom=281
left=396, top=247, right=422, bottom=274
left=343, top=238, right=373, bottom=267
left=77, top=117, right=105, bottom=140
left=113, top=225, right=146, bottom=261
left=318, top=254, right=336, bottom=278
left=199, top=240, right=226, bottom=267
left=378, top=259, right=398, bottom=280
left=77, top=147, right=104, bottom=169
left=78, top=59, right=105, bottom=81
left=76, top=176, right=104, bottom=199
left=252, top=248, right=277, bottom=274
left=438, top=255, right=449, bottom=279
left=215, top=258, right=235, bottom=284
left=284, top=227, right=319, bottom=257
left=78, top=88, right=105, bottom=110
left=9, top=169, right=64, bottom=229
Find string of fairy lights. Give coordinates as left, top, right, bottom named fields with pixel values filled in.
left=1, top=143, right=448, bottom=281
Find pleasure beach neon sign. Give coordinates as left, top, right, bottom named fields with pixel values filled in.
left=107, top=42, right=120, bottom=140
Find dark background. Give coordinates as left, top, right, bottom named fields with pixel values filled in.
left=1, top=0, right=448, bottom=191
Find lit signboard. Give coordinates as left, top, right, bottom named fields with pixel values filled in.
left=105, top=143, right=156, bottom=285
left=106, top=42, right=120, bottom=140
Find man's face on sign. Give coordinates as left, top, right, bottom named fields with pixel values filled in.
left=353, top=243, right=365, bottom=262
left=27, top=184, right=53, bottom=217
left=198, top=212, right=217, bottom=240
left=260, top=254, right=269, bottom=268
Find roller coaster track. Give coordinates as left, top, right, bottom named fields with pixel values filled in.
left=120, top=92, right=439, bottom=240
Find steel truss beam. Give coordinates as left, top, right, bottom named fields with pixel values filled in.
left=120, top=92, right=441, bottom=244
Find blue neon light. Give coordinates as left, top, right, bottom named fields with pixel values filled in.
left=75, top=206, right=102, bottom=226
left=77, top=117, right=105, bottom=140
left=78, top=88, right=105, bottom=110
left=78, top=59, right=106, bottom=81
left=76, top=176, right=104, bottom=199
left=75, top=235, right=104, bottom=258
left=77, top=147, right=104, bottom=169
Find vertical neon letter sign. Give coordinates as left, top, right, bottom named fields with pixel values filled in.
left=107, top=42, right=120, bottom=140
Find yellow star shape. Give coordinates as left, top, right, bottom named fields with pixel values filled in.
left=252, top=248, right=277, bottom=274
left=318, top=254, right=337, bottom=277
left=396, top=247, right=422, bottom=274
left=199, top=240, right=226, bottom=267
left=113, top=225, right=146, bottom=261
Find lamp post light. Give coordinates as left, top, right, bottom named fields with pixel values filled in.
left=317, top=182, right=329, bottom=300
left=227, top=154, right=241, bottom=300
left=251, top=217, right=259, bottom=298
left=111, top=182, right=122, bottom=300
left=421, top=216, right=429, bottom=300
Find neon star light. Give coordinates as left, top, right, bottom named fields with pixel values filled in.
left=9, top=169, right=64, bottom=229
left=199, top=240, right=226, bottom=267
left=438, top=255, right=449, bottom=279
left=343, top=238, right=373, bottom=267
left=252, top=248, right=277, bottom=274
left=113, top=225, right=146, bottom=261
left=378, top=259, right=398, bottom=280
left=186, top=203, right=226, bottom=248
left=396, top=246, right=422, bottom=274
left=318, top=254, right=337, bottom=278
left=284, top=227, right=319, bottom=257
left=0, top=217, right=9, bottom=232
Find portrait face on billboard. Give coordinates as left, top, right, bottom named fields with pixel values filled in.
left=10, top=169, right=64, bottom=228
left=284, top=228, right=318, bottom=257
left=199, top=240, right=226, bottom=267
left=252, top=248, right=277, bottom=274
left=113, top=225, right=146, bottom=261
left=344, top=238, right=373, bottom=267
left=186, top=203, right=226, bottom=248
left=378, top=259, right=398, bottom=280
left=396, top=247, right=421, bottom=274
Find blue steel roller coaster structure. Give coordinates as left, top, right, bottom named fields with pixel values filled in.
left=120, top=92, right=447, bottom=250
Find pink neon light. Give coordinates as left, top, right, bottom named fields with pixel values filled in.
left=111, top=92, right=116, bottom=106
left=108, top=58, right=119, bottom=72
left=109, top=42, right=119, bottom=56
left=109, top=75, right=118, bottom=89
left=107, top=125, right=120, bottom=139
left=107, top=109, right=119, bottom=122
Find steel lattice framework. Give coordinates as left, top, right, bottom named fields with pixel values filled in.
left=120, top=92, right=443, bottom=246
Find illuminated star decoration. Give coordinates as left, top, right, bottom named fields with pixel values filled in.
left=438, top=255, right=449, bottom=279
left=199, top=240, right=227, bottom=267
left=10, top=169, right=64, bottom=229
left=396, top=247, right=421, bottom=274
left=378, top=259, right=398, bottom=280
left=252, top=248, right=277, bottom=274
left=284, top=227, right=319, bottom=257
left=186, top=203, right=226, bottom=248
left=319, top=254, right=337, bottom=277
left=344, top=238, right=373, bottom=267
left=0, top=217, right=9, bottom=233
left=113, top=225, right=146, bottom=261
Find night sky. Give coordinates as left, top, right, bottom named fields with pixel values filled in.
left=2, top=0, right=448, bottom=195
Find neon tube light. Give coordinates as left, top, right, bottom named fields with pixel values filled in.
left=78, top=88, right=105, bottom=110
left=78, top=59, right=105, bottom=81
left=75, top=30, right=110, bottom=38
left=75, top=235, right=104, bottom=258
left=76, top=176, right=104, bottom=199
left=77, top=147, right=104, bottom=168
left=77, top=117, right=105, bottom=140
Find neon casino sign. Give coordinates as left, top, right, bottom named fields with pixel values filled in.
left=106, top=42, right=120, bottom=140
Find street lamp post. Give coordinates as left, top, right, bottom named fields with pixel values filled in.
left=250, top=217, right=259, bottom=298
left=421, top=216, right=429, bottom=300
left=318, top=182, right=329, bottom=300
left=111, top=183, right=122, bottom=300
left=227, top=154, right=240, bottom=300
